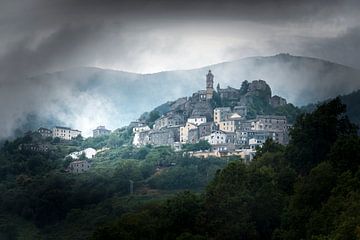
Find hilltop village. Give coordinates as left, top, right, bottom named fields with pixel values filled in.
left=26, top=70, right=292, bottom=173
left=131, top=70, right=290, bottom=160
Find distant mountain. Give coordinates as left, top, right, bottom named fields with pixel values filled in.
left=6, top=53, right=360, bottom=138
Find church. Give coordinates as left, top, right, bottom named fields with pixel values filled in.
left=192, top=70, right=214, bottom=102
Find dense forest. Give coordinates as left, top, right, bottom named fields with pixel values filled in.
left=0, top=98, right=359, bottom=239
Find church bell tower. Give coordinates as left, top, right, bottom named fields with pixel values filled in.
left=206, top=70, right=214, bottom=100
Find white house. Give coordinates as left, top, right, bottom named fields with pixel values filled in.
left=187, top=116, right=207, bottom=126
left=180, top=122, right=198, bottom=143
left=203, top=130, right=227, bottom=145
left=249, top=138, right=265, bottom=149
left=53, top=126, right=81, bottom=140
left=68, top=148, right=97, bottom=159
left=219, top=120, right=235, bottom=132
left=133, top=125, right=151, bottom=133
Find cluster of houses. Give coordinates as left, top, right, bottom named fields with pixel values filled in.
left=31, top=125, right=111, bottom=173
left=37, top=125, right=112, bottom=140
left=132, top=70, right=291, bottom=161
left=22, top=70, right=290, bottom=171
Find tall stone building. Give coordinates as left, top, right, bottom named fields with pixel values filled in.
left=206, top=70, right=214, bottom=100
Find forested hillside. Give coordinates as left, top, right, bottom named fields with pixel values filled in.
left=0, top=128, right=228, bottom=239
left=0, top=98, right=359, bottom=239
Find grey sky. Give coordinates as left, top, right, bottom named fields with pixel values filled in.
left=1, top=0, right=360, bottom=75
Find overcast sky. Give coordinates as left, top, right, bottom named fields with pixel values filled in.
left=1, top=0, right=360, bottom=77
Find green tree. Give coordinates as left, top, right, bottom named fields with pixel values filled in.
left=240, top=80, right=249, bottom=95
left=285, top=97, right=358, bottom=175
left=147, top=110, right=160, bottom=129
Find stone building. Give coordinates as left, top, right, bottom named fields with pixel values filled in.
left=214, top=107, right=231, bottom=124
left=203, top=130, right=227, bottom=145
left=211, top=143, right=236, bottom=153
left=187, top=116, right=207, bottom=126
left=180, top=122, right=198, bottom=143
left=38, top=127, right=52, bottom=138
left=198, top=122, right=217, bottom=138
left=233, top=106, right=247, bottom=117
left=218, top=86, right=239, bottom=101
left=133, top=125, right=151, bottom=133
left=18, top=143, right=49, bottom=152
left=133, top=130, right=151, bottom=146
left=133, top=124, right=151, bottom=146
left=206, top=70, right=214, bottom=100
left=129, top=120, right=147, bottom=129
left=153, top=114, right=184, bottom=130
left=219, top=120, right=235, bottom=132
left=238, top=129, right=289, bottom=147
left=192, top=90, right=207, bottom=102
left=69, top=160, right=91, bottom=173
left=188, top=128, right=200, bottom=143
left=190, top=102, right=213, bottom=120
left=93, top=126, right=111, bottom=137
left=250, top=115, right=287, bottom=132
left=218, top=113, right=243, bottom=133
left=148, top=128, right=178, bottom=146
left=270, top=95, right=287, bottom=107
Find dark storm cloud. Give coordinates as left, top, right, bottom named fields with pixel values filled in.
left=1, top=0, right=359, bottom=77
left=0, top=24, right=105, bottom=82
left=302, top=27, right=360, bottom=69
left=21, top=0, right=352, bottom=23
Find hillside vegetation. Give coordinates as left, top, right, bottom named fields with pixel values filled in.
left=0, top=98, right=359, bottom=239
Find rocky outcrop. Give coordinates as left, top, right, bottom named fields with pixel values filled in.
left=246, top=80, right=271, bottom=100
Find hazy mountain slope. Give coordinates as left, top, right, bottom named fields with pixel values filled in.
left=5, top=54, right=360, bottom=138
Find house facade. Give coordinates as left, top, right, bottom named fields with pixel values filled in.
left=38, top=127, right=52, bottom=138
left=53, top=126, right=81, bottom=140
left=93, top=126, right=111, bottom=137
left=68, top=160, right=91, bottom=173
left=203, top=130, right=227, bottom=145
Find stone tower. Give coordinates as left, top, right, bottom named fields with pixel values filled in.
left=206, top=70, right=214, bottom=100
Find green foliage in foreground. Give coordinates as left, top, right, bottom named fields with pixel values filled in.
left=0, top=132, right=228, bottom=239
left=182, top=140, right=211, bottom=151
